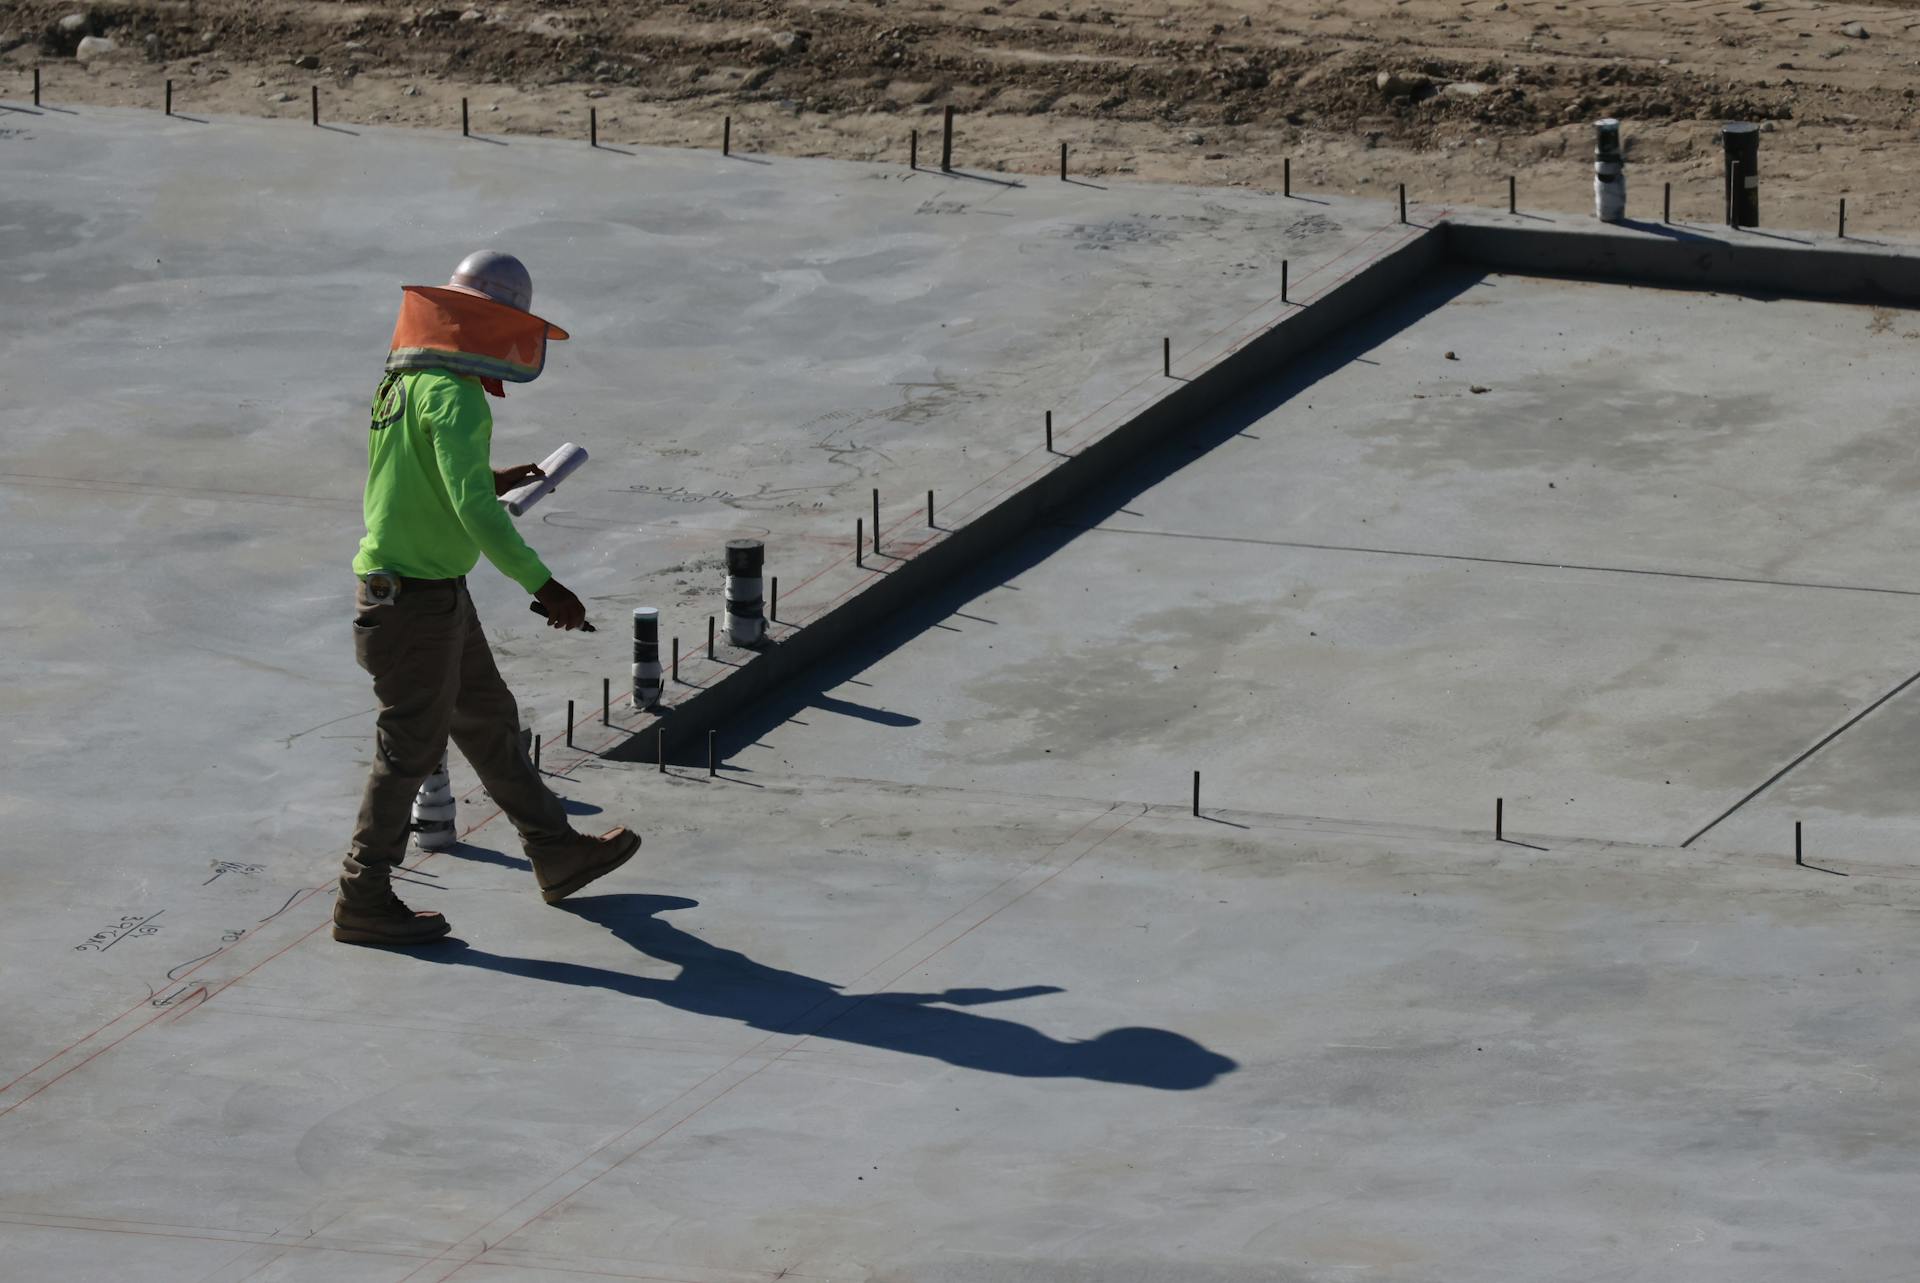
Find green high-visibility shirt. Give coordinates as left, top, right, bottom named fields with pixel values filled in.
left=352, top=369, right=552, bottom=593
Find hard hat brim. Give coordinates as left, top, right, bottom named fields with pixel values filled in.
left=440, top=282, right=570, bottom=340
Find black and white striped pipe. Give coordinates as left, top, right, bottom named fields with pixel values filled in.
left=1593, top=118, right=1625, bottom=224
left=411, top=755, right=457, bottom=852
left=632, top=607, right=663, bottom=709
left=725, top=540, right=766, bottom=646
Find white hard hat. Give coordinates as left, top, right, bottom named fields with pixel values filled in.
left=441, top=249, right=567, bottom=339
left=447, top=249, right=535, bottom=312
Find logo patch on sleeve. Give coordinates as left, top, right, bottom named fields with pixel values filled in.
left=372, top=375, right=408, bottom=433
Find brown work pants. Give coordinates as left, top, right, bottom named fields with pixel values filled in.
left=343, top=578, right=570, bottom=902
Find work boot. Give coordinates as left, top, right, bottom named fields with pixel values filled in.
left=332, top=884, right=451, bottom=946
left=526, top=826, right=641, bottom=904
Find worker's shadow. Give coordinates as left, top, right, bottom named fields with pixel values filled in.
left=422, top=893, right=1236, bottom=1090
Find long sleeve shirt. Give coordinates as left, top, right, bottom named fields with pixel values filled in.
left=351, top=369, right=552, bottom=593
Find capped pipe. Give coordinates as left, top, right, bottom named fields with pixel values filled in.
left=725, top=540, right=766, bottom=646
left=632, top=607, right=663, bottom=709
left=1593, top=118, right=1626, bottom=223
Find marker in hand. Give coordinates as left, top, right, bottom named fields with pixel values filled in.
left=530, top=600, right=597, bottom=631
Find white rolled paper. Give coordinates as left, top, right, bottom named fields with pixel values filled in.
left=502, top=442, right=589, bottom=517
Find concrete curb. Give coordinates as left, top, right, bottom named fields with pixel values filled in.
left=1443, top=210, right=1920, bottom=304
left=608, top=208, right=1920, bottom=764
left=608, top=223, right=1446, bottom=761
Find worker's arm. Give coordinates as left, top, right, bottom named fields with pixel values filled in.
left=424, top=375, right=554, bottom=594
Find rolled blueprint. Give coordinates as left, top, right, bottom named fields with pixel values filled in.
left=502, top=442, right=588, bottom=517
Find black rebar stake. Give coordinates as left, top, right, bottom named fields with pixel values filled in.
left=927, top=490, right=935, bottom=526
left=1163, top=336, right=1171, bottom=378
left=1281, top=260, right=1288, bottom=304
left=1192, top=771, right=1200, bottom=817
left=1398, top=182, right=1407, bottom=223
left=770, top=575, right=779, bottom=622
left=602, top=677, right=611, bottom=726
left=165, top=79, right=172, bottom=116
left=856, top=519, right=864, bottom=568
left=1060, top=141, right=1068, bottom=181
left=910, top=128, right=918, bottom=170
left=1496, top=797, right=1504, bottom=841
left=533, top=734, right=541, bottom=771
left=462, top=97, right=469, bottom=137
left=709, top=730, right=717, bottom=778
left=1795, top=820, right=1803, bottom=866
left=566, top=699, right=575, bottom=748
left=1045, top=410, right=1054, bottom=453
left=1663, top=181, right=1671, bottom=225
left=672, top=637, right=680, bottom=683
left=941, top=105, right=955, bottom=172
left=872, top=488, right=880, bottom=555
left=1508, top=175, right=1516, bottom=214
left=590, top=107, right=598, bottom=148
left=33, top=67, right=40, bottom=107
left=311, top=85, right=319, bottom=127
left=723, top=115, right=731, bottom=156
left=708, top=615, right=716, bottom=660
left=1283, top=157, right=1291, bottom=198
left=1838, top=198, right=1847, bottom=239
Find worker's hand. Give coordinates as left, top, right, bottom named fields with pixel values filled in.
left=493, top=463, right=546, bottom=497
left=533, top=578, right=587, bottom=631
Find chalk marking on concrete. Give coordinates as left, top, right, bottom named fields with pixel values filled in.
left=1681, top=663, right=1920, bottom=848
left=1062, top=523, right=1920, bottom=600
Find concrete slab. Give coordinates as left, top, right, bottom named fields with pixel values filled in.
left=8, top=106, right=1920, bottom=1283
left=734, top=271, right=1920, bottom=856
left=4, top=767, right=1918, bottom=1280
left=0, top=104, right=1404, bottom=1074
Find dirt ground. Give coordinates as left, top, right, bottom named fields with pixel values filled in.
left=5, top=0, right=1919, bottom=233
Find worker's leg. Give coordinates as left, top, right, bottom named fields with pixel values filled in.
left=446, top=587, right=571, bottom=846
left=342, top=582, right=464, bottom=904
left=447, top=589, right=641, bottom=903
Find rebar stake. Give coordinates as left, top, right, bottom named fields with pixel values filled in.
left=856, top=519, right=864, bottom=569
left=590, top=106, right=598, bottom=148
left=1045, top=410, right=1054, bottom=453
left=1163, top=337, right=1171, bottom=378
left=771, top=576, right=779, bottom=623
left=708, top=615, right=716, bottom=660
left=672, top=637, right=680, bottom=683
left=311, top=85, right=319, bottom=127
left=1508, top=175, right=1516, bottom=214
left=1060, top=141, right=1068, bottom=181
left=1281, top=260, right=1288, bottom=304
left=1192, top=771, right=1201, bottom=817
left=1795, top=820, right=1803, bottom=866
left=1283, top=157, right=1291, bottom=198
left=602, top=677, right=611, bottom=726
left=927, top=490, right=935, bottom=527
left=165, top=79, right=173, bottom=116
left=910, top=128, right=918, bottom=170
left=872, top=488, right=881, bottom=555
left=1496, top=797, right=1504, bottom=841
left=941, top=105, right=955, bottom=172
left=1663, top=181, right=1672, bottom=225
left=1838, top=199, right=1847, bottom=239
left=723, top=115, right=731, bottom=156
left=33, top=67, right=41, bottom=107
left=566, top=699, right=575, bottom=748
left=1398, top=182, right=1407, bottom=223
left=533, top=735, right=541, bottom=771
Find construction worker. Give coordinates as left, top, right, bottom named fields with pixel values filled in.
left=336, top=250, right=640, bottom=947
